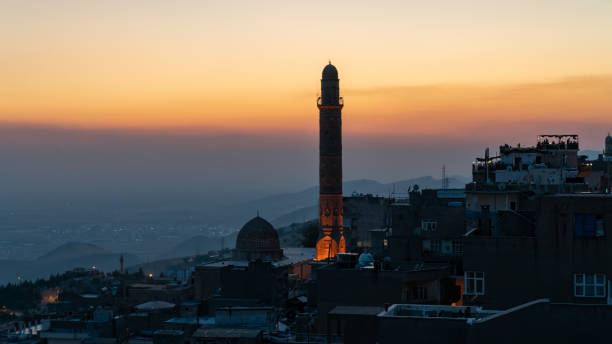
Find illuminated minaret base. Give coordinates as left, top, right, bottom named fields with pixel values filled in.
left=316, top=62, right=345, bottom=261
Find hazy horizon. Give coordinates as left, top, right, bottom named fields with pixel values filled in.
left=0, top=122, right=609, bottom=206
left=0, top=123, right=475, bottom=204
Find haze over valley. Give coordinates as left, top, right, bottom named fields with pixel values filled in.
left=1, top=123, right=607, bottom=284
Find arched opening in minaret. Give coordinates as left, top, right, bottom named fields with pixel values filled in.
left=315, top=235, right=338, bottom=261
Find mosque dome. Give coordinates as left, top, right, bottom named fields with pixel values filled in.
left=235, top=216, right=280, bottom=251
left=233, top=216, right=283, bottom=261
left=322, top=62, right=338, bottom=80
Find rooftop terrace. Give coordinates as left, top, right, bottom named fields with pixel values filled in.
left=379, top=304, right=497, bottom=321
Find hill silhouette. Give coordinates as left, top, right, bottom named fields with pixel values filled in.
left=220, top=176, right=469, bottom=228
left=36, top=242, right=108, bottom=263
left=0, top=242, right=140, bottom=285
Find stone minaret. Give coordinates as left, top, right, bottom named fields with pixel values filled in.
left=316, top=62, right=345, bottom=260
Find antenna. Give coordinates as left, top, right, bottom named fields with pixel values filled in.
left=485, top=148, right=490, bottom=184
left=442, top=165, right=449, bottom=189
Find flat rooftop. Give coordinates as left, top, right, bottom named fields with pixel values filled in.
left=128, top=284, right=166, bottom=290
left=192, top=328, right=261, bottom=339
left=152, top=330, right=183, bottom=336
left=165, top=317, right=215, bottom=325
left=316, top=261, right=451, bottom=273
left=379, top=304, right=498, bottom=320
left=202, top=247, right=315, bottom=268
left=329, top=306, right=385, bottom=316
left=544, top=193, right=612, bottom=198
left=379, top=299, right=553, bottom=325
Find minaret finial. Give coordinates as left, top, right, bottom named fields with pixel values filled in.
left=328, top=59, right=331, bottom=65
left=257, top=210, right=260, bottom=217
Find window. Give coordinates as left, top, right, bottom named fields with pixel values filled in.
left=422, top=221, right=437, bottom=232
left=465, top=271, right=485, bottom=295
left=574, top=214, right=605, bottom=237
left=574, top=273, right=606, bottom=298
left=596, top=218, right=605, bottom=237
left=431, top=240, right=441, bottom=253
left=513, top=157, right=521, bottom=170
left=422, top=240, right=430, bottom=254
left=452, top=240, right=464, bottom=256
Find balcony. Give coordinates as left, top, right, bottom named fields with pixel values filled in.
left=317, top=96, right=344, bottom=108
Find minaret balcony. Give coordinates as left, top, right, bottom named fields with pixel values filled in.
left=317, top=96, right=344, bottom=109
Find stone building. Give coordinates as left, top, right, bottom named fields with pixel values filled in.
left=193, top=216, right=313, bottom=308
left=331, top=300, right=612, bottom=344
left=311, top=260, right=456, bottom=331
left=584, top=133, right=612, bottom=192
left=232, top=216, right=284, bottom=261
left=389, top=189, right=465, bottom=265
left=343, top=195, right=392, bottom=250
left=317, top=62, right=346, bottom=261
left=463, top=193, right=612, bottom=309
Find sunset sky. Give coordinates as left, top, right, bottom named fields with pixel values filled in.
left=1, top=1, right=612, bottom=196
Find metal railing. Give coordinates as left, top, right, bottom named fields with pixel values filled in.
left=317, top=96, right=343, bottom=107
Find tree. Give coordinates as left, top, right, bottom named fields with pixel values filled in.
left=301, top=221, right=319, bottom=247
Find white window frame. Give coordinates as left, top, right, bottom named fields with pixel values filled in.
left=574, top=273, right=606, bottom=298
left=421, top=220, right=437, bottom=232
left=464, top=271, right=485, bottom=296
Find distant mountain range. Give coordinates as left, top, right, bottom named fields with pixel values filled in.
left=75, top=175, right=471, bottom=262
left=156, top=175, right=469, bottom=259
left=213, top=175, right=469, bottom=229
left=0, top=242, right=140, bottom=285
left=0, top=175, right=470, bottom=284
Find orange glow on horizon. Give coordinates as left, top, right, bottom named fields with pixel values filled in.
left=2, top=75, right=610, bottom=141
left=1, top=2, right=612, bottom=138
